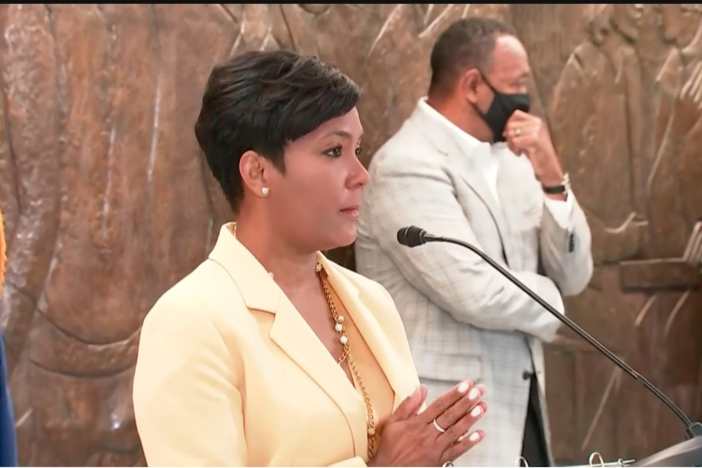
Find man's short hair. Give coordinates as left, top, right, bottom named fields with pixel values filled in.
left=429, top=17, right=516, bottom=98
left=195, top=50, right=360, bottom=212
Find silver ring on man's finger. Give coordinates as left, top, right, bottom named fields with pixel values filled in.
left=442, top=462, right=455, bottom=467
left=433, top=418, right=447, bottom=433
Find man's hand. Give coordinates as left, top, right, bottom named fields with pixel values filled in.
left=503, top=111, right=565, bottom=191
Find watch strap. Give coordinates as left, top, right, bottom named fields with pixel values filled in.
left=542, top=173, right=570, bottom=194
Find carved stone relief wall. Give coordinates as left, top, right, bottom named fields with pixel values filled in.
left=0, top=4, right=700, bottom=465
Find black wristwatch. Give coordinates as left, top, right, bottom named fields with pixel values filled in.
left=542, top=173, right=571, bottom=195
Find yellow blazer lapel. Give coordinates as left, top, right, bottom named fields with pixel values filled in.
left=269, top=294, right=368, bottom=454
left=319, top=255, right=414, bottom=412
left=208, top=224, right=367, bottom=453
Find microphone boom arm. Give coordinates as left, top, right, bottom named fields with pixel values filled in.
left=422, top=233, right=702, bottom=438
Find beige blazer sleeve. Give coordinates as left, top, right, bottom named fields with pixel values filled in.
left=133, top=294, right=249, bottom=467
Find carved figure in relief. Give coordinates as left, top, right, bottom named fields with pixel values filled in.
left=548, top=4, right=646, bottom=265
left=648, top=4, right=702, bottom=257
left=3, top=4, right=244, bottom=466
left=651, top=4, right=702, bottom=154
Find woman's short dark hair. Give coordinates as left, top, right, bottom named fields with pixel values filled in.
left=195, top=50, right=361, bottom=213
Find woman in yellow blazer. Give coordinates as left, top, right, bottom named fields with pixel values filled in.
left=132, top=50, right=487, bottom=467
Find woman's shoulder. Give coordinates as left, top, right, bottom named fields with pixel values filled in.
left=323, top=259, right=402, bottom=329
left=325, top=259, right=393, bottom=300
left=325, top=258, right=419, bottom=380
left=142, top=258, right=248, bottom=335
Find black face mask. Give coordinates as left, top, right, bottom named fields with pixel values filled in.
left=472, top=75, right=531, bottom=142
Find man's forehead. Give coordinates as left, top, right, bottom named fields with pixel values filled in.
left=490, top=34, right=530, bottom=75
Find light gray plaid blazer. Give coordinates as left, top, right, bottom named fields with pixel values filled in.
left=355, top=101, right=593, bottom=466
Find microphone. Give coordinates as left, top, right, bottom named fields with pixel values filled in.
left=397, top=225, right=702, bottom=466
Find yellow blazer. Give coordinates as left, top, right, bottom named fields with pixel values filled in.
left=132, top=223, right=421, bottom=467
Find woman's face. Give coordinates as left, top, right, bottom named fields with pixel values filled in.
left=263, top=107, right=369, bottom=253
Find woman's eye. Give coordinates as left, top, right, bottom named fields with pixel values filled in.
left=355, top=147, right=363, bottom=157
left=323, top=145, right=343, bottom=158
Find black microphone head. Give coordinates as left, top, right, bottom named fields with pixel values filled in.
left=397, top=226, right=428, bottom=247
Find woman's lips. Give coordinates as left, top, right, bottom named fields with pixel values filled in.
left=340, top=207, right=360, bottom=219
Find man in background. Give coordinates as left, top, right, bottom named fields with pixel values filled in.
left=355, top=17, right=593, bottom=466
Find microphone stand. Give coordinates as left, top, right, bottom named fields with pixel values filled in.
left=400, top=226, right=702, bottom=466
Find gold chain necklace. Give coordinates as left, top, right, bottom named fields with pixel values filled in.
left=227, top=224, right=377, bottom=459
left=315, top=262, right=377, bottom=460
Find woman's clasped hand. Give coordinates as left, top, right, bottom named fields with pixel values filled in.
left=369, top=381, right=486, bottom=467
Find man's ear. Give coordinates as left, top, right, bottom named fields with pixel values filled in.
left=460, top=68, right=483, bottom=105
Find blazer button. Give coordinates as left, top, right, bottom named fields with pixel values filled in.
left=522, top=371, right=533, bottom=381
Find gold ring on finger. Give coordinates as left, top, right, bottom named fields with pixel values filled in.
left=433, top=418, right=447, bottom=433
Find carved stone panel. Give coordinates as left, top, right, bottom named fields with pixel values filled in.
left=0, top=4, right=701, bottom=466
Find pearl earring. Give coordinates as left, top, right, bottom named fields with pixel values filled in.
left=261, top=187, right=270, bottom=196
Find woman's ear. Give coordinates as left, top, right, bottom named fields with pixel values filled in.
left=239, top=150, right=271, bottom=198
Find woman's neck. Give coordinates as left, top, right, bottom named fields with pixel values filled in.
left=233, top=218, right=319, bottom=291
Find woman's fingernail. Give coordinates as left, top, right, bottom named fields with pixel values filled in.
left=458, top=381, right=469, bottom=393
left=470, top=406, right=483, bottom=417
left=469, top=431, right=481, bottom=442
left=468, top=388, right=480, bottom=401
